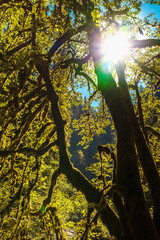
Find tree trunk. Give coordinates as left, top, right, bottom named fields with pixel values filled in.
left=116, top=61, right=160, bottom=235
left=102, top=84, right=158, bottom=240
left=36, top=60, right=122, bottom=239
left=88, top=23, right=159, bottom=239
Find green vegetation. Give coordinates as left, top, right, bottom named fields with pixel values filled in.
left=0, top=0, right=160, bottom=239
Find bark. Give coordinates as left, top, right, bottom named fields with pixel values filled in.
left=127, top=99, right=160, bottom=235
left=129, top=39, right=160, bottom=48
left=88, top=23, right=159, bottom=239
left=36, top=60, right=122, bottom=239
left=34, top=21, right=160, bottom=239
left=145, top=126, right=160, bottom=140
left=116, top=61, right=160, bottom=235
left=101, top=83, right=158, bottom=240
left=112, top=193, right=134, bottom=240
left=61, top=54, right=91, bottom=69
left=48, top=24, right=87, bottom=59
left=111, top=152, right=134, bottom=240
left=135, top=82, right=148, bottom=142
left=134, top=58, right=160, bottom=80
left=6, top=39, right=32, bottom=56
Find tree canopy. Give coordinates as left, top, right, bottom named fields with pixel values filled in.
left=0, top=0, right=160, bottom=239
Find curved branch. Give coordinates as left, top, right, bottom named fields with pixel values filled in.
left=37, top=127, right=57, bottom=150
left=145, top=54, right=160, bottom=64
left=9, top=99, right=47, bottom=149
left=135, top=82, right=148, bottom=142
left=30, top=168, right=60, bottom=216
left=77, top=71, right=97, bottom=88
left=0, top=168, right=12, bottom=182
left=0, top=148, right=37, bottom=157
left=0, top=140, right=57, bottom=157
left=0, top=160, right=28, bottom=216
left=145, top=126, right=160, bottom=140
left=108, top=6, right=129, bottom=16
left=61, top=54, right=91, bottom=69
left=36, top=60, right=122, bottom=238
left=48, top=24, right=87, bottom=59
left=6, top=39, right=32, bottom=56
left=43, top=168, right=60, bottom=207
left=38, top=140, right=58, bottom=156
left=134, top=58, right=160, bottom=80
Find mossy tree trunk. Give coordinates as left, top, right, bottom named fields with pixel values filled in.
left=88, top=23, right=160, bottom=239
left=35, top=21, right=160, bottom=240
left=35, top=60, right=123, bottom=239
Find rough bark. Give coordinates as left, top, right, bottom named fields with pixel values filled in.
left=135, top=82, right=148, bottom=142
left=35, top=60, right=122, bottom=239
left=88, top=23, right=159, bottom=239
left=145, top=126, right=160, bottom=140
left=34, top=19, right=160, bottom=239
left=116, top=61, right=160, bottom=235
left=101, top=83, right=158, bottom=240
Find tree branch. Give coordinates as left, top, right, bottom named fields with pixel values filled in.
left=129, top=39, right=160, bottom=49
left=145, top=126, right=160, bottom=140
left=6, top=39, right=32, bottom=56
left=77, top=71, right=97, bottom=88
left=0, top=148, right=37, bottom=157
left=48, top=24, right=87, bottom=59
left=134, top=58, right=160, bottom=80
left=108, top=6, right=129, bottom=16
left=42, top=168, right=60, bottom=207
left=135, top=82, right=149, bottom=142
left=145, top=54, right=160, bottom=64
left=36, top=60, right=122, bottom=238
left=61, top=54, right=91, bottom=69
left=0, top=141, right=57, bottom=157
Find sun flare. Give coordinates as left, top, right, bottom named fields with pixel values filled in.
left=101, top=32, right=129, bottom=63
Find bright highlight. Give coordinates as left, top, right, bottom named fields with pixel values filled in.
left=101, top=32, right=129, bottom=63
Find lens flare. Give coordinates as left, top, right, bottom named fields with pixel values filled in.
left=101, top=31, right=129, bottom=63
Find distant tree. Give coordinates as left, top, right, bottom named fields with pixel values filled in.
left=0, top=0, right=160, bottom=239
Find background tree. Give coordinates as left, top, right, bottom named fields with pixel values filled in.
left=0, top=0, right=160, bottom=239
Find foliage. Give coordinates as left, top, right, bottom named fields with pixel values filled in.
left=0, top=0, right=160, bottom=240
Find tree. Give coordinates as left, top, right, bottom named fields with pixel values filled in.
left=0, top=0, right=160, bottom=239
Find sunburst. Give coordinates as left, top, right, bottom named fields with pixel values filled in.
left=101, top=31, right=129, bottom=63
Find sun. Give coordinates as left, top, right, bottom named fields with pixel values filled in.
left=101, top=31, right=129, bottom=63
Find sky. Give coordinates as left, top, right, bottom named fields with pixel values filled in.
left=141, top=3, right=160, bottom=20
left=78, top=2, right=160, bottom=105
